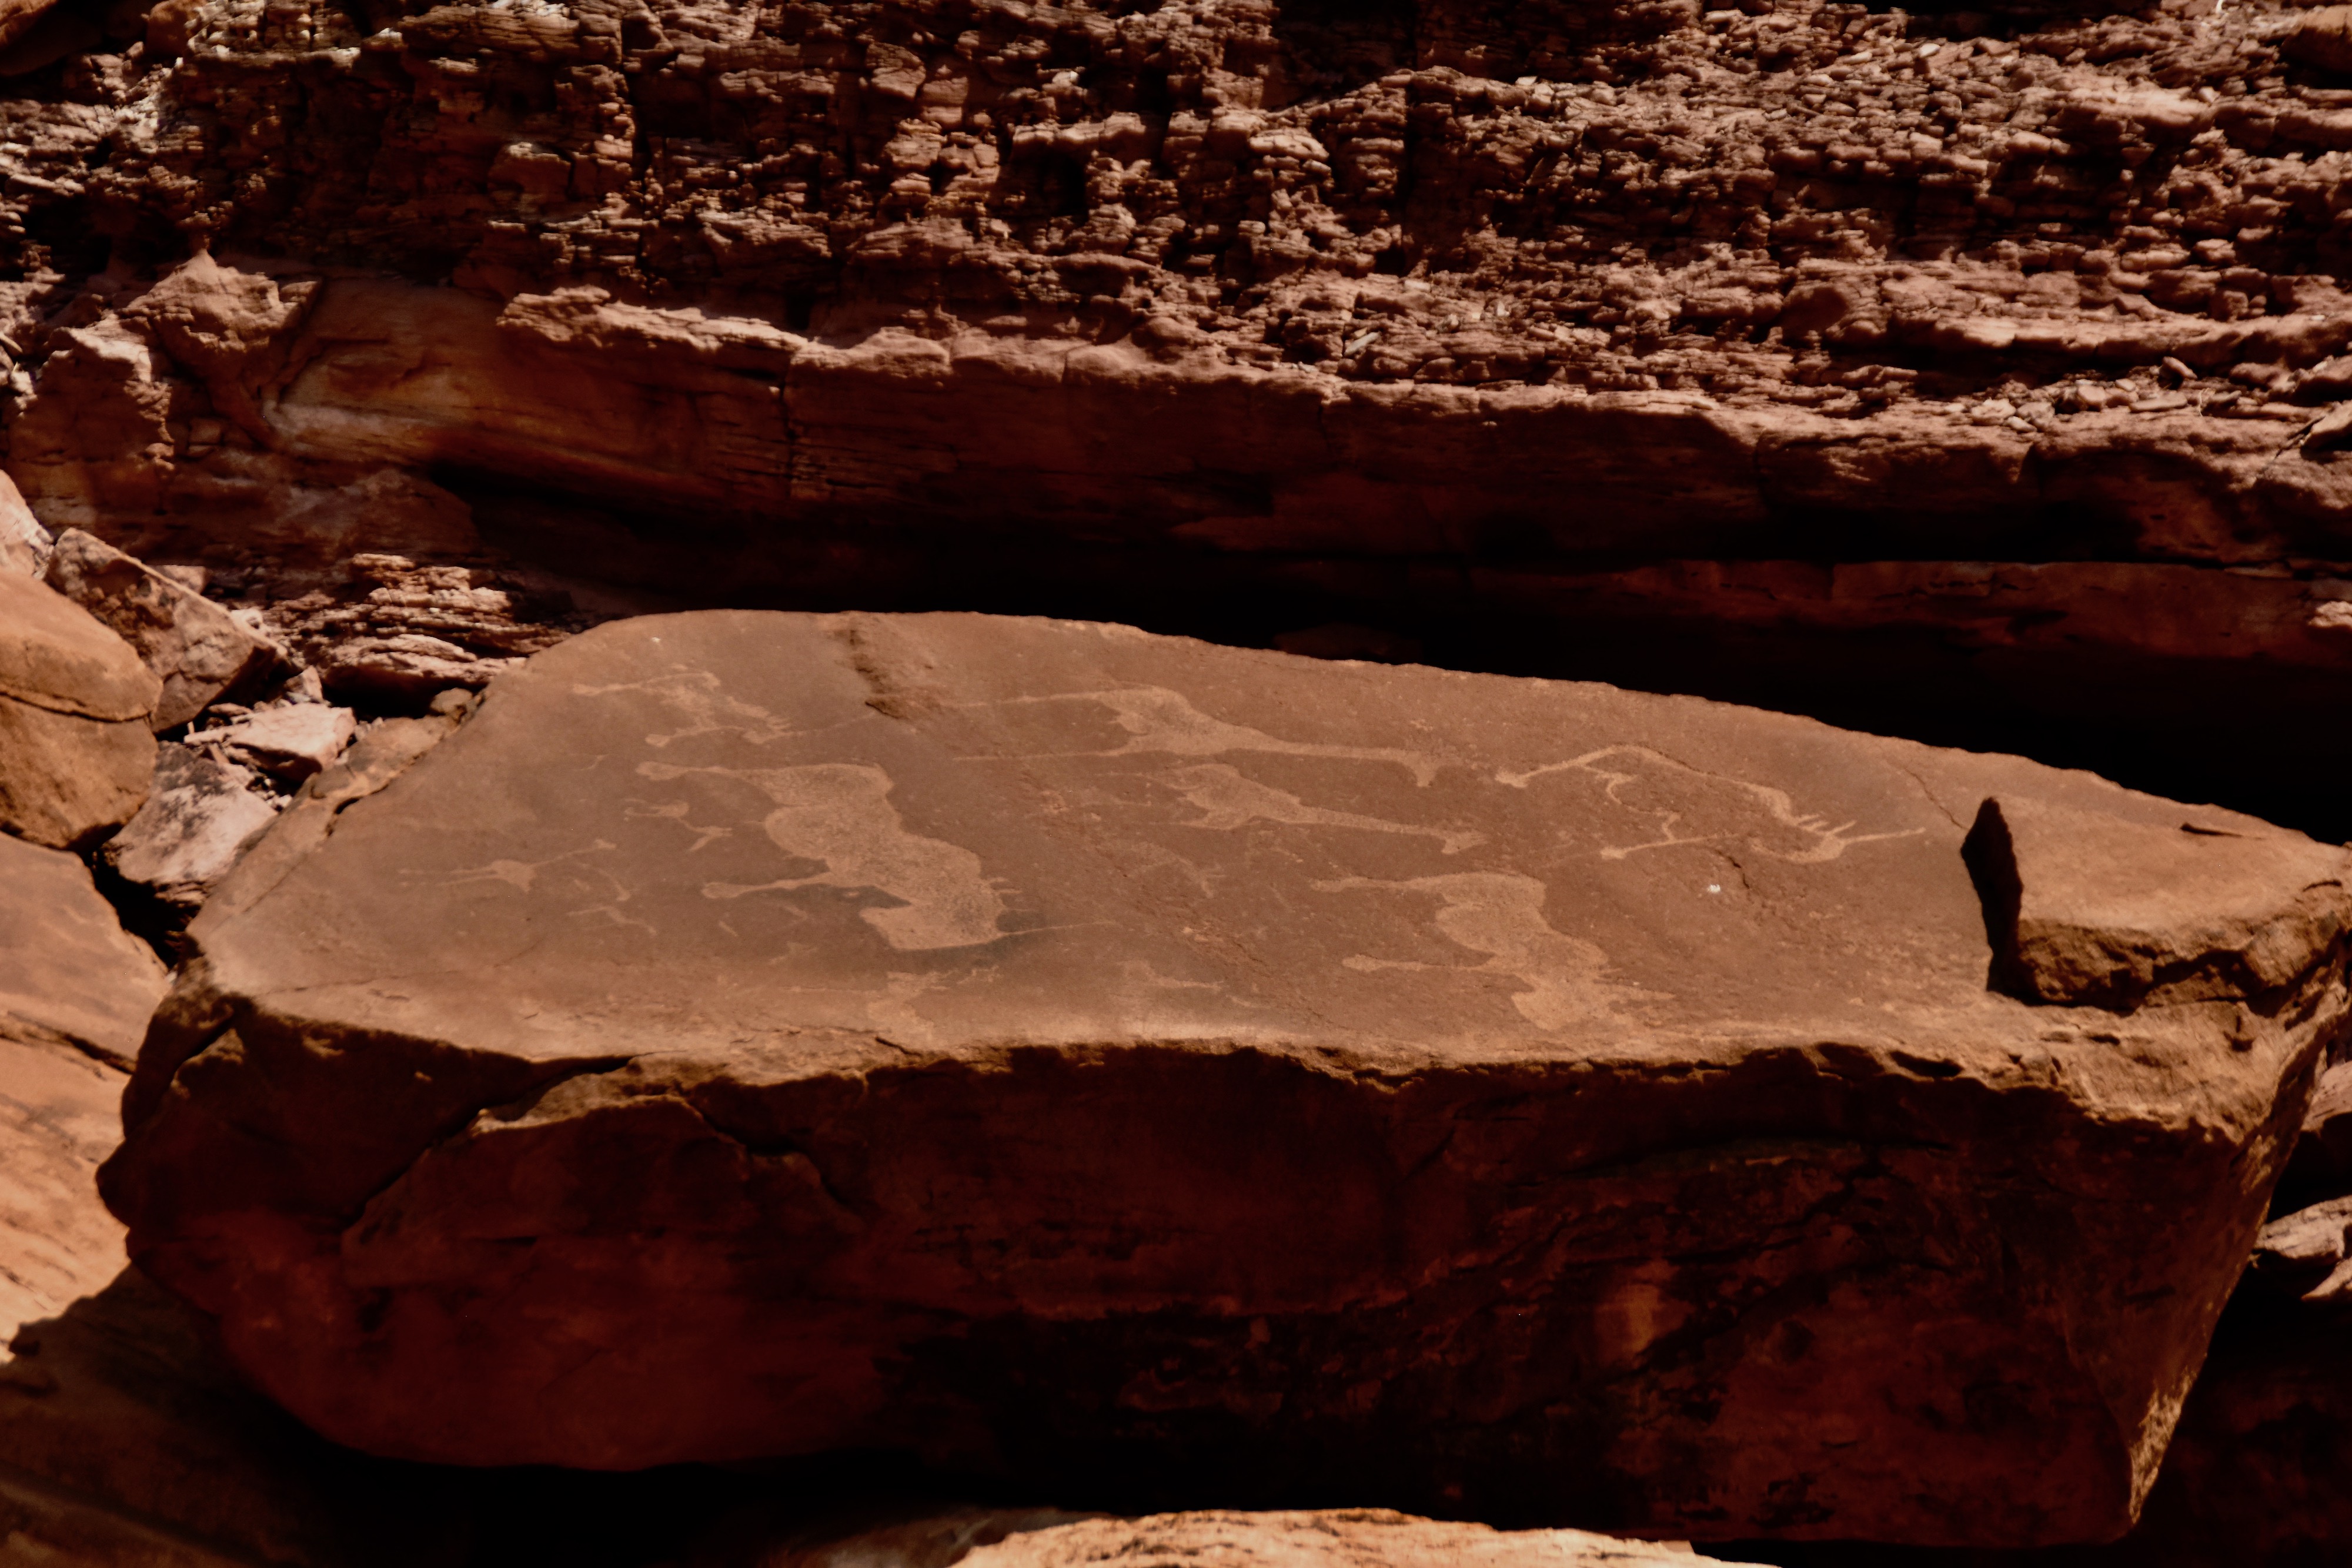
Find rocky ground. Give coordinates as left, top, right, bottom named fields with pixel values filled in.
left=13, top=0, right=2352, bottom=1562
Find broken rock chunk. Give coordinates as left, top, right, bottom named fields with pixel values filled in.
left=0, top=570, right=158, bottom=850
left=202, top=705, right=354, bottom=784
left=42, top=529, right=279, bottom=730
left=1963, top=795, right=2352, bottom=1011
left=102, top=744, right=279, bottom=915
left=316, top=634, right=519, bottom=707
left=102, top=613, right=2352, bottom=1547
left=2249, top=1196, right=2352, bottom=1302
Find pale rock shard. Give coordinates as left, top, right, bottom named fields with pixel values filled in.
left=2248, top=1196, right=2352, bottom=1303
left=101, top=613, right=2352, bottom=1547
left=200, top=704, right=355, bottom=784
left=102, top=744, right=279, bottom=915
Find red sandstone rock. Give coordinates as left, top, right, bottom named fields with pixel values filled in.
left=102, top=612, right=2352, bottom=1547
left=0, top=568, right=159, bottom=850
left=0, top=833, right=164, bottom=1335
left=9, top=3, right=2352, bottom=693
left=43, top=527, right=280, bottom=729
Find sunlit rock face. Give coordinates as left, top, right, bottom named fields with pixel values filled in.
left=102, top=610, right=2352, bottom=1546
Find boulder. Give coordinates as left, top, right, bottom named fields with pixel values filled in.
left=0, top=570, right=158, bottom=848
left=43, top=528, right=278, bottom=730
left=0, top=977, right=152, bottom=1345
left=102, top=613, right=2352, bottom=1547
left=101, top=743, right=279, bottom=916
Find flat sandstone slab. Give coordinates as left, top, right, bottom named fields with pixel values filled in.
left=103, top=613, right=2352, bottom=1547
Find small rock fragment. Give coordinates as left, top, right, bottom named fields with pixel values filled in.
left=102, top=744, right=279, bottom=915
left=318, top=634, right=518, bottom=706
left=42, top=530, right=279, bottom=730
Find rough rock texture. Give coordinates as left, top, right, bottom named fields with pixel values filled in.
left=0, top=828, right=168, bottom=1069
left=0, top=463, right=52, bottom=574
left=43, top=525, right=280, bottom=728
left=196, top=700, right=355, bottom=781
left=662, top=1505, right=1752, bottom=1568
left=19, top=0, right=2352, bottom=830
left=950, top=1510, right=1745, bottom=1567
left=2041, top=1205, right=2352, bottom=1568
left=0, top=566, right=159, bottom=848
left=101, top=612, right=2352, bottom=1547
left=0, top=832, right=165, bottom=1338
left=101, top=740, right=280, bottom=916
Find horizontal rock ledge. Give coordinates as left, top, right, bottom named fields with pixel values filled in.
left=101, top=611, right=2352, bottom=1548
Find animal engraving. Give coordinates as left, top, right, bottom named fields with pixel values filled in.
left=1318, top=872, right=1652, bottom=1029
left=643, top=761, right=1006, bottom=951
left=1498, top=745, right=1925, bottom=864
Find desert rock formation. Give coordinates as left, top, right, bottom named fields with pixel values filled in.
left=15, top=0, right=2352, bottom=1560
left=14, top=0, right=2352, bottom=828
left=0, top=566, right=159, bottom=848
left=100, top=611, right=2352, bottom=1547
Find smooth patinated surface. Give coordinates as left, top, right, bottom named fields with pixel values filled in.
left=103, top=613, right=2352, bottom=1546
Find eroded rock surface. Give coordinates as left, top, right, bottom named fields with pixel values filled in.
left=44, top=526, right=280, bottom=728
left=0, top=567, right=159, bottom=849
left=101, top=740, right=280, bottom=918
left=949, top=1510, right=1748, bottom=1568
left=101, top=611, right=2352, bottom=1547
left=0, top=832, right=165, bottom=1339
left=16, top=0, right=2352, bottom=833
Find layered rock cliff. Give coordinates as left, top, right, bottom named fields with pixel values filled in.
left=12, top=0, right=2352, bottom=832
left=17, top=1, right=2352, bottom=1560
